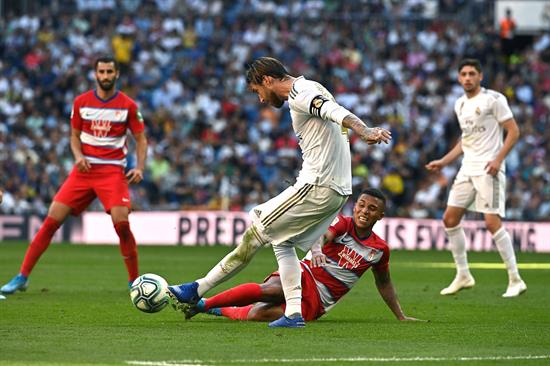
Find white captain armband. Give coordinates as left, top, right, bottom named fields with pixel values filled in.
left=309, top=95, right=329, bottom=116
left=306, top=93, right=351, bottom=125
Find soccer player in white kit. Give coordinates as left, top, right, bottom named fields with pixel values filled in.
left=168, top=56, right=392, bottom=327
left=426, top=58, right=526, bottom=298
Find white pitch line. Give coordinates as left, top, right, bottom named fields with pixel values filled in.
left=127, top=354, right=550, bottom=365
left=402, top=262, right=550, bottom=270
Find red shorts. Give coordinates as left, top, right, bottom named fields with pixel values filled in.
left=264, top=263, right=325, bottom=321
left=54, top=166, right=131, bottom=216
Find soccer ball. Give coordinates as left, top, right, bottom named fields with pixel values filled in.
left=130, top=273, right=170, bottom=313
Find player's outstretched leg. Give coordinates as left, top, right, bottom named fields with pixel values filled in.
left=168, top=226, right=265, bottom=306
left=0, top=274, right=29, bottom=294
left=268, top=315, right=305, bottom=328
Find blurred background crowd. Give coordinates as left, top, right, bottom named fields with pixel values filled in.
left=0, top=0, right=549, bottom=221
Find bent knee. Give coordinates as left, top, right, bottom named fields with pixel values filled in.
left=259, top=282, right=285, bottom=303
left=484, top=217, right=502, bottom=234
left=443, top=212, right=461, bottom=228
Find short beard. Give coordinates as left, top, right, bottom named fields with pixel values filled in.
left=271, top=98, right=284, bottom=108
left=269, top=91, right=284, bottom=108
left=97, top=79, right=116, bottom=91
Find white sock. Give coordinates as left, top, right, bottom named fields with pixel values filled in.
left=273, top=245, right=302, bottom=318
left=493, top=227, right=521, bottom=283
left=445, top=225, right=471, bottom=278
left=196, top=226, right=264, bottom=297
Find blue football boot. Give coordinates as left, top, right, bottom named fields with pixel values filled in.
left=1, top=274, right=29, bottom=294
left=268, top=315, right=306, bottom=328
left=167, top=281, right=200, bottom=312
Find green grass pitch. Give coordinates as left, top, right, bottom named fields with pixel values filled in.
left=1, top=241, right=549, bottom=366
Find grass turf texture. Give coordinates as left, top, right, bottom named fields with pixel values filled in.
left=0, top=241, right=549, bottom=366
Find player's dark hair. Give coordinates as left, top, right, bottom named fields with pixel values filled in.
left=458, top=58, right=482, bottom=73
left=360, top=188, right=386, bottom=205
left=94, top=56, right=119, bottom=71
left=245, top=57, right=290, bottom=85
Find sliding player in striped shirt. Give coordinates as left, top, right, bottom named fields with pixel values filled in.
left=1, top=56, right=148, bottom=294
left=180, top=189, right=425, bottom=323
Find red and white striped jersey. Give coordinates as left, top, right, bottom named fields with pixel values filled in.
left=302, top=215, right=390, bottom=313
left=71, top=90, right=145, bottom=168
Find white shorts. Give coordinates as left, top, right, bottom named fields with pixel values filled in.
left=250, top=182, right=348, bottom=251
left=447, top=170, right=506, bottom=217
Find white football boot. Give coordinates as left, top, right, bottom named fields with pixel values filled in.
left=440, top=275, right=476, bottom=295
left=502, top=280, right=527, bottom=298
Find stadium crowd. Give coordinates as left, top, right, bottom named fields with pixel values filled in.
left=0, top=0, right=549, bottom=221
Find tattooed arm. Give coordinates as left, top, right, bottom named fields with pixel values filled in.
left=342, top=114, right=392, bottom=145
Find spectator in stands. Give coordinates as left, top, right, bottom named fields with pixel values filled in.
left=0, top=0, right=548, bottom=223
left=499, top=8, right=517, bottom=57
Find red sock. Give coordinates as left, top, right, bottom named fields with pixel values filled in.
left=204, top=283, right=262, bottom=310
left=20, top=217, right=61, bottom=277
left=220, top=305, right=254, bottom=320
left=114, top=221, right=139, bottom=282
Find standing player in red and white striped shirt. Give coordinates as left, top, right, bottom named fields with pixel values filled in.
left=1, top=56, right=148, bottom=294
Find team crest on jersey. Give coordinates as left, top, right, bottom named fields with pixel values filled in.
left=475, top=107, right=481, bottom=115
left=366, top=249, right=378, bottom=262
left=91, top=120, right=112, bottom=138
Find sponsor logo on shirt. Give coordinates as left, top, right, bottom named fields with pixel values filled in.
left=90, top=120, right=112, bottom=138
left=462, top=119, right=486, bottom=134
left=337, top=246, right=363, bottom=270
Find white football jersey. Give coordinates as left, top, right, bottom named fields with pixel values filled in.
left=454, top=88, right=514, bottom=175
left=287, top=76, right=352, bottom=195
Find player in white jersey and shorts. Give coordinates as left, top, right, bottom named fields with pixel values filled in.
left=168, top=56, right=392, bottom=327
left=426, top=58, right=526, bottom=298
